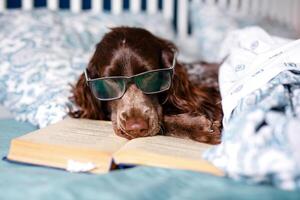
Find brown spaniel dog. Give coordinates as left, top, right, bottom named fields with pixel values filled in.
left=70, top=27, right=222, bottom=144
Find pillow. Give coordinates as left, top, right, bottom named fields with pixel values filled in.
left=0, top=9, right=175, bottom=127
left=186, top=2, right=299, bottom=63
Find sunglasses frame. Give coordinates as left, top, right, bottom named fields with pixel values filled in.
left=85, top=51, right=177, bottom=101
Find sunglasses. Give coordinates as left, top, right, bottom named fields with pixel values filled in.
left=85, top=52, right=177, bottom=101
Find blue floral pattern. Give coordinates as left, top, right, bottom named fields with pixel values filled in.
left=0, top=10, right=174, bottom=127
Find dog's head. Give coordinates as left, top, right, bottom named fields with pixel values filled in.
left=72, top=27, right=178, bottom=139
left=71, top=27, right=221, bottom=140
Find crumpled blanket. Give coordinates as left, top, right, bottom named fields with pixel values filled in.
left=204, top=27, right=300, bottom=190
left=0, top=10, right=173, bottom=128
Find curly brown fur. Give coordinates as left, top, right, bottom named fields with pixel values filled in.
left=69, top=27, right=223, bottom=144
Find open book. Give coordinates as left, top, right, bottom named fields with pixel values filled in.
left=7, top=118, right=223, bottom=175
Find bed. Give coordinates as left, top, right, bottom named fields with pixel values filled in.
left=0, top=0, right=300, bottom=199
left=1, top=120, right=299, bottom=199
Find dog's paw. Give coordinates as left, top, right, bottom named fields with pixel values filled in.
left=163, top=114, right=222, bottom=144
left=190, top=130, right=221, bottom=144
left=189, top=119, right=222, bottom=144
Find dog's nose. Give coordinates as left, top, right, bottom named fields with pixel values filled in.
left=124, top=118, right=149, bottom=137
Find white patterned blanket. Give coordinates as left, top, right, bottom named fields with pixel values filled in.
left=0, top=10, right=173, bottom=127
left=204, top=27, right=300, bottom=190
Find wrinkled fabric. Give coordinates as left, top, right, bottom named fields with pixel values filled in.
left=0, top=10, right=174, bottom=128
left=204, top=27, right=300, bottom=190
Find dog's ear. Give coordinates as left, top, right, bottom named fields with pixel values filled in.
left=159, top=40, right=193, bottom=112
left=160, top=40, right=220, bottom=119
left=69, top=71, right=105, bottom=120
left=163, top=58, right=199, bottom=113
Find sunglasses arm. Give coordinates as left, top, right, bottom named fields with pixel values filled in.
left=84, top=69, right=90, bottom=86
left=172, top=51, right=177, bottom=69
left=170, top=51, right=177, bottom=80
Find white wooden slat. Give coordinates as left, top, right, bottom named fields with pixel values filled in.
left=284, top=0, right=292, bottom=26
left=283, top=0, right=290, bottom=25
left=240, top=0, right=250, bottom=16
left=273, top=0, right=280, bottom=23
left=162, top=0, right=174, bottom=20
left=112, top=0, right=123, bottom=15
left=280, top=0, right=287, bottom=23
left=269, top=0, right=277, bottom=20
left=205, top=0, right=215, bottom=6
left=92, top=0, right=103, bottom=13
left=276, top=0, right=285, bottom=23
left=257, top=0, right=265, bottom=17
left=292, top=0, right=300, bottom=33
left=292, top=0, right=300, bottom=30
left=278, top=0, right=285, bottom=22
left=177, top=0, right=188, bottom=38
left=22, top=0, right=33, bottom=10
left=276, top=0, right=283, bottom=21
left=0, top=0, right=6, bottom=12
left=217, top=0, right=227, bottom=8
left=71, top=0, right=82, bottom=13
left=250, top=0, right=260, bottom=16
left=47, top=0, right=59, bottom=10
left=289, top=0, right=295, bottom=26
left=281, top=0, right=287, bottom=25
left=147, top=0, right=158, bottom=14
left=260, top=0, right=269, bottom=18
left=130, top=0, right=141, bottom=14
left=291, top=0, right=296, bottom=28
left=229, top=0, right=239, bottom=13
left=296, top=2, right=300, bottom=35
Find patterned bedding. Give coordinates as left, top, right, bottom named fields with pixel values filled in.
left=204, top=27, right=300, bottom=190
left=0, top=10, right=174, bottom=127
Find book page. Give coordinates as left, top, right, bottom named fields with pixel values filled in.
left=115, top=135, right=211, bottom=160
left=18, top=118, right=128, bottom=153
left=8, top=118, right=128, bottom=174
left=114, top=136, right=223, bottom=176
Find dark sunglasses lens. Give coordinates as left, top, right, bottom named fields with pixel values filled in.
left=135, top=70, right=172, bottom=93
left=89, top=78, right=125, bottom=100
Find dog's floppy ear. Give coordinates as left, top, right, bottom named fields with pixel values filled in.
left=160, top=40, right=220, bottom=119
left=159, top=40, right=193, bottom=112
left=69, top=70, right=105, bottom=120
left=162, top=50, right=199, bottom=113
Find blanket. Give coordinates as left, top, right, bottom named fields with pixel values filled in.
left=204, top=27, right=300, bottom=190
left=0, top=10, right=174, bottom=127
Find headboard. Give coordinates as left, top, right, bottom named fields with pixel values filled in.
left=0, top=0, right=299, bottom=38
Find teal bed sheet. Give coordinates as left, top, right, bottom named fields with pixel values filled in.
left=0, top=119, right=299, bottom=200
